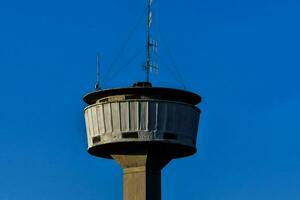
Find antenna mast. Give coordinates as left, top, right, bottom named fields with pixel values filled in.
left=95, top=53, right=101, bottom=90
left=145, top=0, right=157, bottom=82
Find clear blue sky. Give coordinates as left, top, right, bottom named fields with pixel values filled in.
left=0, top=0, right=299, bottom=199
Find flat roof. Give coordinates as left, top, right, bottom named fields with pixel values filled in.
left=83, top=86, right=202, bottom=105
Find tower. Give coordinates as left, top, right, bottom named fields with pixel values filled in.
left=83, top=1, right=202, bottom=200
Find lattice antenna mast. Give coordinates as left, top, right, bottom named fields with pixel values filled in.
left=95, top=53, right=101, bottom=90
left=145, top=0, right=157, bottom=82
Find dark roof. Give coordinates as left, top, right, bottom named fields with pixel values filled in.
left=83, top=86, right=201, bottom=105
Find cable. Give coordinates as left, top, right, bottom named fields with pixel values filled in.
left=104, top=7, right=147, bottom=81
left=156, top=54, right=186, bottom=89
left=156, top=18, right=188, bottom=89
left=105, top=46, right=145, bottom=83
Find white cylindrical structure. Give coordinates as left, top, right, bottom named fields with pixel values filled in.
left=83, top=85, right=202, bottom=159
left=85, top=99, right=200, bottom=146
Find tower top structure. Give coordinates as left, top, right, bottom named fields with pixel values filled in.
left=83, top=1, right=202, bottom=199
left=84, top=83, right=201, bottom=160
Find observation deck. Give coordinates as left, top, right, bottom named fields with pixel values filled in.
left=83, top=82, right=201, bottom=159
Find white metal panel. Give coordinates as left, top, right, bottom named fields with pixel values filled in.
left=96, top=104, right=105, bottom=134
left=84, top=100, right=200, bottom=148
left=176, top=104, right=187, bottom=135
left=87, top=108, right=95, bottom=137
left=148, top=101, right=157, bottom=130
left=157, top=103, right=168, bottom=132
left=177, top=104, right=187, bottom=135
left=120, top=101, right=129, bottom=132
left=84, top=110, right=92, bottom=146
left=91, top=106, right=99, bottom=137
left=103, top=103, right=112, bottom=133
left=166, top=103, right=177, bottom=132
left=129, top=101, right=139, bottom=131
left=190, top=108, right=200, bottom=138
left=185, top=106, right=196, bottom=135
left=139, top=101, right=148, bottom=131
left=111, top=102, right=121, bottom=132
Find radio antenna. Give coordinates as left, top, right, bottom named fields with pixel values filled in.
left=145, top=0, right=158, bottom=82
left=95, top=53, right=101, bottom=90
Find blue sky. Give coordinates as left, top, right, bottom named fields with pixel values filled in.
left=0, top=0, right=300, bottom=199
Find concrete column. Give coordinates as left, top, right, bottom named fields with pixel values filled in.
left=112, top=153, right=171, bottom=200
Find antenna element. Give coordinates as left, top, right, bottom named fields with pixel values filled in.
left=145, top=0, right=158, bottom=82
left=95, top=53, right=101, bottom=90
